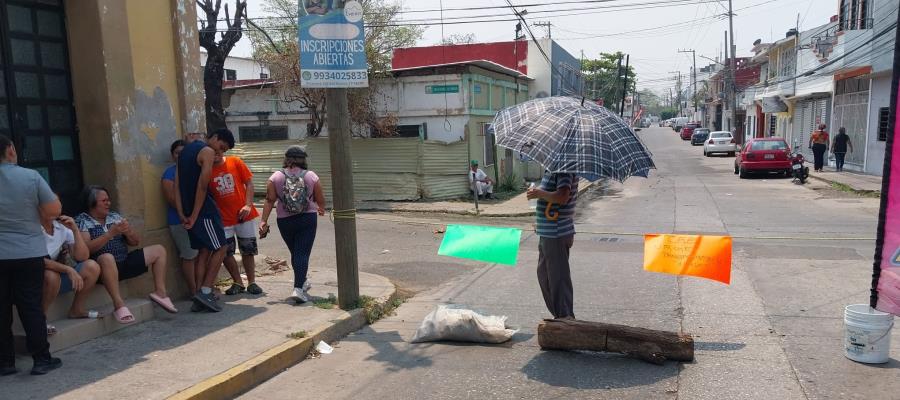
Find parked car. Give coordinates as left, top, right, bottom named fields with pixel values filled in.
left=734, top=138, right=792, bottom=178
left=703, top=131, right=736, bottom=156
left=680, top=123, right=699, bottom=140
left=690, top=128, right=711, bottom=146
left=673, top=117, right=689, bottom=132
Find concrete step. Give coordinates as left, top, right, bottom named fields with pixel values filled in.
left=14, top=298, right=156, bottom=354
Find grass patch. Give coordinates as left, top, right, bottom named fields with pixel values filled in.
left=830, top=182, right=881, bottom=198
left=313, top=294, right=338, bottom=310
left=349, top=294, right=407, bottom=324
left=286, top=330, right=307, bottom=339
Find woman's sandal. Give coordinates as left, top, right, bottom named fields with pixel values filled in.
left=113, top=306, right=135, bottom=324
left=149, top=293, right=179, bottom=314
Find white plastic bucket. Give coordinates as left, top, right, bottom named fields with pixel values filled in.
left=844, top=304, right=894, bottom=364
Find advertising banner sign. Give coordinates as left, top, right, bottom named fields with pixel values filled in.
left=298, top=0, right=368, bottom=88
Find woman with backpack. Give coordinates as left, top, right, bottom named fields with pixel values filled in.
left=259, top=146, right=326, bottom=303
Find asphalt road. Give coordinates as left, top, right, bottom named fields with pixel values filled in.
left=246, top=126, right=895, bottom=399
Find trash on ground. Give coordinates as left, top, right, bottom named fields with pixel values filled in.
left=380, top=249, right=390, bottom=254
left=411, top=305, right=518, bottom=344
left=315, top=341, right=334, bottom=354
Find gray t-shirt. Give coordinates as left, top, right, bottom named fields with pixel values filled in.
left=0, top=162, right=56, bottom=259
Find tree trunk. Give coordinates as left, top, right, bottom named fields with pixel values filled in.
left=203, top=51, right=227, bottom=133
left=537, top=319, right=694, bottom=365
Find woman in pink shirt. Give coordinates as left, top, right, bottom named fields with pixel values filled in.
left=259, top=146, right=326, bottom=303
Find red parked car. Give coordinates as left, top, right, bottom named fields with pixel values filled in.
left=680, top=123, right=699, bottom=140
left=734, top=138, right=792, bottom=178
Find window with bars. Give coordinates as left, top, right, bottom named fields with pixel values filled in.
left=238, top=125, right=288, bottom=142
left=839, top=0, right=873, bottom=30
left=878, top=107, right=890, bottom=142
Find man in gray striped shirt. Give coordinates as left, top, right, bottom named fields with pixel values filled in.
left=527, top=172, right=579, bottom=320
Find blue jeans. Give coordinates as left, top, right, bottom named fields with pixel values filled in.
left=277, top=213, right=317, bottom=288
left=834, top=152, right=846, bottom=171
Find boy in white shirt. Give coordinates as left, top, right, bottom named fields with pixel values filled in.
left=41, top=213, right=101, bottom=333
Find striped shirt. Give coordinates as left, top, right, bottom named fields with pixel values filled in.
left=535, top=173, right=579, bottom=238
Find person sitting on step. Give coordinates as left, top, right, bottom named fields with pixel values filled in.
left=75, top=186, right=178, bottom=323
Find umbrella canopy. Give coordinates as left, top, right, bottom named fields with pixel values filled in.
left=492, top=96, right=655, bottom=182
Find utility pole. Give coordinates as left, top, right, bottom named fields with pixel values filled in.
left=613, top=54, right=623, bottom=112
left=619, top=54, right=630, bottom=118
left=534, top=21, right=551, bottom=38
left=678, top=49, right=698, bottom=117
left=728, top=0, right=740, bottom=142
left=724, top=30, right=729, bottom=131
left=326, top=0, right=359, bottom=310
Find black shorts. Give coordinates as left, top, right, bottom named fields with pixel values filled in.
left=188, top=214, right=227, bottom=251
left=100, top=249, right=148, bottom=283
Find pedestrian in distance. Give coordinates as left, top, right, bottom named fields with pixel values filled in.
left=209, top=152, right=263, bottom=296
left=526, top=171, right=580, bottom=320
left=76, top=186, right=178, bottom=321
left=808, top=123, right=829, bottom=172
left=469, top=160, right=494, bottom=200
left=832, top=127, right=854, bottom=172
left=174, top=129, right=235, bottom=312
left=259, top=146, right=326, bottom=304
left=0, top=134, right=63, bottom=376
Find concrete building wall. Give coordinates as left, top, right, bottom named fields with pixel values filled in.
left=65, top=0, right=205, bottom=300
left=526, top=39, right=552, bottom=98
left=200, top=50, right=269, bottom=80
left=865, top=74, right=891, bottom=175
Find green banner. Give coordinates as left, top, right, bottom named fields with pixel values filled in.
left=426, top=84, right=460, bottom=94
left=438, top=224, right=522, bottom=266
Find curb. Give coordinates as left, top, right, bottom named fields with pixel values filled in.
left=808, top=174, right=881, bottom=196
left=357, top=180, right=598, bottom=218
left=167, top=287, right=397, bottom=400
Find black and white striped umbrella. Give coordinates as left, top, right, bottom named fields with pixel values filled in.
left=491, top=96, right=655, bottom=182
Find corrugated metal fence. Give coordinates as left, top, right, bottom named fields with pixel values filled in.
left=231, top=138, right=469, bottom=202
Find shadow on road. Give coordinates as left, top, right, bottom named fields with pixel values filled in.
left=521, top=350, right=678, bottom=389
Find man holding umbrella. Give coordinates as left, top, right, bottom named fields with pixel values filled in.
left=492, top=96, right=655, bottom=321
left=528, top=173, right=579, bottom=320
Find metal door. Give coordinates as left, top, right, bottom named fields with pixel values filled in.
left=0, top=0, right=81, bottom=210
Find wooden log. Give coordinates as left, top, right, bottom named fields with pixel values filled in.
left=537, top=319, right=694, bottom=365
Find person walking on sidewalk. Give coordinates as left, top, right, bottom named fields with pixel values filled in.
left=526, top=171, right=580, bottom=320
left=175, top=129, right=235, bottom=312
left=808, top=124, right=829, bottom=172
left=209, top=152, right=263, bottom=296
left=259, top=146, right=326, bottom=304
left=0, top=134, right=63, bottom=376
left=832, top=127, right=854, bottom=172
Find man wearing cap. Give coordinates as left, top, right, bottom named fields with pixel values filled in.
left=468, top=160, right=494, bottom=200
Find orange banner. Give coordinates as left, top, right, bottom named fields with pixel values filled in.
left=643, top=234, right=732, bottom=285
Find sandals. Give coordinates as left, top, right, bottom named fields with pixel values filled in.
left=47, top=324, right=57, bottom=336
left=149, top=293, right=178, bottom=314
left=113, top=306, right=135, bottom=324
left=246, top=283, right=263, bottom=295
left=225, top=284, right=245, bottom=295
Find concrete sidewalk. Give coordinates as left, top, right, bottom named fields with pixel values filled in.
left=4, top=266, right=394, bottom=400
left=809, top=168, right=882, bottom=193
left=359, top=181, right=596, bottom=217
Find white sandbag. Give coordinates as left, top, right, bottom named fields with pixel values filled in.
left=411, top=305, right=518, bottom=344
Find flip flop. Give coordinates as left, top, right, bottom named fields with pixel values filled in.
left=46, top=324, right=57, bottom=336
left=113, top=306, right=135, bottom=324
left=149, top=293, right=179, bottom=314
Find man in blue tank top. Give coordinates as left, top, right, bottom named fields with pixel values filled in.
left=175, top=129, right=235, bottom=312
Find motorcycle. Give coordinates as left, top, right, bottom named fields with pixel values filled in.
left=791, top=151, right=809, bottom=184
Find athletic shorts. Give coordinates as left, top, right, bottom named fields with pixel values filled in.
left=98, top=249, right=148, bottom=284
left=169, top=225, right=199, bottom=260
left=224, top=219, right=259, bottom=257
left=59, top=262, right=87, bottom=294
left=188, top=214, right=227, bottom=251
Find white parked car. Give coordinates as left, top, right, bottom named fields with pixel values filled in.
left=703, top=131, right=736, bottom=157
